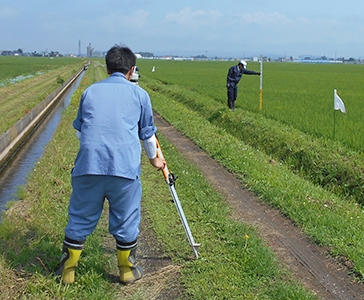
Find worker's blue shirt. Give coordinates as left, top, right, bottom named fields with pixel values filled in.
left=72, top=72, right=157, bottom=179
left=227, top=65, right=243, bottom=88
left=227, top=65, right=259, bottom=88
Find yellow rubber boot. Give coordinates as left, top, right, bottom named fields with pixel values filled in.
left=117, top=248, right=143, bottom=284
left=55, top=246, right=83, bottom=284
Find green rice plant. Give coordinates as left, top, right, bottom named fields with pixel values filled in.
left=0, top=63, right=84, bottom=135
left=0, top=61, right=316, bottom=299
left=144, top=84, right=364, bottom=279
left=0, top=56, right=84, bottom=82
left=140, top=75, right=364, bottom=205
left=136, top=60, right=364, bottom=152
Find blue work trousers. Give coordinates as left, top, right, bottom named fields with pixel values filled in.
left=65, top=175, right=142, bottom=243
left=227, top=86, right=238, bottom=101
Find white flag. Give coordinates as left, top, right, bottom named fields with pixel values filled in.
left=152, top=66, right=155, bottom=72
left=334, top=89, right=346, bottom=113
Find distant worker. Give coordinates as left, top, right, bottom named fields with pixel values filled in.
left=226, top=60, right=260, bottom=111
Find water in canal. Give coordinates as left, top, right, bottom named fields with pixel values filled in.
left=0, top=71, right=85, bottom=216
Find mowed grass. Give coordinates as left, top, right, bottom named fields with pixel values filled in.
left=0, top=61, right=317, bottom=299
left=136, top=60, right=364, bottom=151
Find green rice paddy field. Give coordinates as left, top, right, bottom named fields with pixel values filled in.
left=136, top=60, right=364, bottom=152
left=0, top=56, right=84, bottom=83
left=1, top=59, right=364, bottom=298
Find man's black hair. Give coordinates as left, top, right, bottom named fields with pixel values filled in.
left=105, top=45, right=136, bottom=75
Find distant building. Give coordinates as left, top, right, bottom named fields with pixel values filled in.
left=91, top=50, right=102, bottom=58
left=87, top=43, right=94, bottom=57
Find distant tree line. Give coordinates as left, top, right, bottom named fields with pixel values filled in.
left=1, top=48, right=64, bottom=57
left=138, top=52, right=154, bottom=57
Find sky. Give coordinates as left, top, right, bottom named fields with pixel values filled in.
left=1, top=0, right=364, bottom=59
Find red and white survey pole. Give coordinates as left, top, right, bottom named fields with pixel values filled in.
left=260, top=54, right=263, bottom=111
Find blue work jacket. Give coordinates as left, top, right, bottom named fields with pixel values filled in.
left=72, top=72, right=157, bottom=179
left=227, top=65, right=259, bottom=88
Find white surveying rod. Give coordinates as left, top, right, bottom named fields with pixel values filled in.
left=156, top=137, right=200, bottom=259
left=260, top=54, right=263, bottom=110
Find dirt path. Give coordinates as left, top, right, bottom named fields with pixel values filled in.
left=153, top=111, right=364, bottom=300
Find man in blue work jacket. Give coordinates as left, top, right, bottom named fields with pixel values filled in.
left=56, top=45, right=166, bottom=285
left=226, top=60, right=260, bottom=111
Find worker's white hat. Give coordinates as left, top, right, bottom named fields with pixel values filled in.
left=240, top=60, right=247, bottom=67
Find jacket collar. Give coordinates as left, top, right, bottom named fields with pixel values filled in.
left=110, top=72, right=127, bottom=79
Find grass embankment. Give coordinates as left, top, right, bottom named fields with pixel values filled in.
left=142, top=77, right=364, bottom=205
left=140, top=75, right=364, bottom=279
left=0, top=60, right=84, bottom=135
left=0, top=62, right=316, bottom=299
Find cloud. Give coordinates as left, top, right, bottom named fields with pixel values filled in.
left=163, top=7, right=223, bottom=28
left=231, top=11, right=359, bottom=47
left=237, top=12, right=291, bottom=26
left=122, top=9, right=150, bottom=29
left=0, top=6, right=19, bottom=19
left=97, top=9, right=150, bottom=32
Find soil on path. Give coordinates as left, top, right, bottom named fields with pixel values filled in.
left=150, top=111, right=364, bottom=300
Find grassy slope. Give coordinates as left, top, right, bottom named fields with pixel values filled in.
left=140, top=74, right=364, bottom=279
left=0, top=62, right=316, bottom=299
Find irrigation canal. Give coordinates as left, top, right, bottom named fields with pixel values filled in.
left=0, top=71, right=85, bottom=217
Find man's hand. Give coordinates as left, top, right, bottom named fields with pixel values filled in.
left=149, top=157, right=166, bottom=171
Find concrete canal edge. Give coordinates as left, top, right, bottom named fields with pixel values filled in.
left=0, top=65, right=87, bottom=170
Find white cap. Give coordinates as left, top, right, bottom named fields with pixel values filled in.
left=240, top=60, right=247, bottom=67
